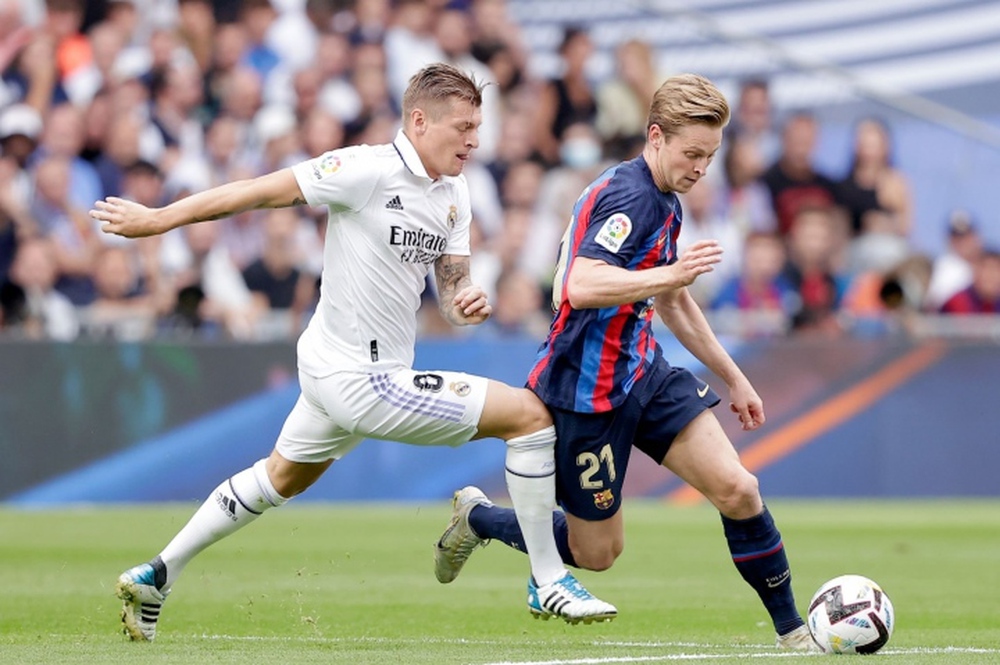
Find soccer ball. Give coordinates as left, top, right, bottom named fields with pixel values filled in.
left=807, top=574, right=894, bottom=654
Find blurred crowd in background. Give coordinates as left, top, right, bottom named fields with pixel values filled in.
left=1, top=0, right=998, bottom=343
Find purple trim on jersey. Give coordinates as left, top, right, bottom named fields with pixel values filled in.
left=528, top=157, right=682, bottom=413
left=369, top=373, right=465, bottom=422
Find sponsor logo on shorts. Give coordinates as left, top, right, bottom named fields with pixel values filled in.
left=413, top=373, right=444, bottom=392
left=593, top=489, right=615, bottom=510
left=450, top=381, right=471, bottom=397
left=697, top=383, right=710, bottom=398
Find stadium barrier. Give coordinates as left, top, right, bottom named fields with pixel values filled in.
left=2, top=332, right=998, bottom=504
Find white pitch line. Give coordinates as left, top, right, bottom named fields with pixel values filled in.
left=186, top=635, right=1000, bottom=664
left=478, top=646, right=1000, bottom=665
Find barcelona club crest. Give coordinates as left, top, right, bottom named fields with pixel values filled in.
left=593, top=489, right=615, bottom=510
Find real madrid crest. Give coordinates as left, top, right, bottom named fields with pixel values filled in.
left=447, top=205, right=458, bottom=229
left=449, top=381, right=471, bottom=396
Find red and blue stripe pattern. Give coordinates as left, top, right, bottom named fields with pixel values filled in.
left=529, top=157, right=682, bottom=413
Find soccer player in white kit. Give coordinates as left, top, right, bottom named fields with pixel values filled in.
left=91, top=63, right=615, bottom=641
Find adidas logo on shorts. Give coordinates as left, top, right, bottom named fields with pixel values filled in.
left=386, top=195, right=404, bottom=210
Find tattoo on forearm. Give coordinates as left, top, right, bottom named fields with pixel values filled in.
left=435, top=256, right=471, bottom=324
left=193, top=210, right=235, bottom=223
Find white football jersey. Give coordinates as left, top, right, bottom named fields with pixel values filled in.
left=291, top=130, right=472, bottom=375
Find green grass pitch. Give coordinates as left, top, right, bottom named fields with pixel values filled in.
left=1, top=500, right=998, bottom=664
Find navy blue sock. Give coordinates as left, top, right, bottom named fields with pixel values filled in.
left=721, top=507, right=803, bottom=636
left=468, top=504, right=577, bottom=568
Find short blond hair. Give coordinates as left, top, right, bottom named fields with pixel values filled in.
left=401, top=63, right=485, bottom=122
left=647, top=73, right=730, bottom=138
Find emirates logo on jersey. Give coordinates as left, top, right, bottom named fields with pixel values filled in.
left=389, top=225, right=448, bottom=264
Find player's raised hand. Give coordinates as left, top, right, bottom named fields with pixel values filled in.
left=451, top=284, right=493, bottom=325
left=670, top=239, right=723, bottom=287
left=90, top=197, right=171, bottom=238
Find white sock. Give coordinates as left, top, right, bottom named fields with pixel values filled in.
left=505, top=425, right=567, bottom=587
left=159, top=459, right=288, bottom=590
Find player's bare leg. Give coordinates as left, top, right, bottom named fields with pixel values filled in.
left=663, top=411, right=817, bottom=650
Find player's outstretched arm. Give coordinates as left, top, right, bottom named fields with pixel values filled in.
left=90, top=169, right=305, bottom=239
left=566, top=240, right=722, bottom=309
left=434, top=253, right=492, bottom=326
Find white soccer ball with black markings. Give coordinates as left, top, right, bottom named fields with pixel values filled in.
left=807, top=574, right=894, bottom=654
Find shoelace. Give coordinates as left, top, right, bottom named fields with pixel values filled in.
left=554, top=576, right=596, bottom=601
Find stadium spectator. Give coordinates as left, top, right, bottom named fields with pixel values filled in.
left=147, top=58, right=208, bottom=170
left=677, top=177, right=743, bottom=307
left=311, top=32, right=361, bottom=124
left=531, top=26, right=597, bottom=167
left=925, top=209, right=983, bottom=310
left=0, top=154, right=38, bottom=283
left=81, top=243, right=156, bottom=339
left=299, top=106, right=346, bottom=158
left=37, top=102, right=104, bottom=211
left=715, top=130, right=776, bottom=236
left=95, top=64, right=615, bottom=642
left=479, top=266, right=549, bottom=339
left=0, top=104, right=42, bottom=279
left=837, top=117, right=912, bottom=237
left=761, top=112, right=839, bottom=236
left=939, top=249, right=1000, bottom=315
left=595, top=38, right=663, bottom=159
left=0, top=8, right=58, bottom=112
left=711, top=230, right=793, bottom=337
left=729, top=78, right=780, bottom=169
left=433, top=4, right=500, bottom=162
left=436, top=73, right=819, bottom=652
left=176, top=0, right=216, bottom=72
left=781, top=204, right=848, bottom=334
left=31, top=153, right=100, bottom=305
left=91, top=110, right=145, bottom=199
left=241, top=207, right=312, bottom=311
left=159, top=212, right=263, bottom=339
left=1, top=235, right=79, bottom=340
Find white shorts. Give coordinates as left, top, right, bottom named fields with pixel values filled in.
left=275, top=367, right=489, bottom=463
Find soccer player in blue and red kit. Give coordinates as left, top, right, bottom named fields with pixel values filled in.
left=434, top=74, right=819, bottom=650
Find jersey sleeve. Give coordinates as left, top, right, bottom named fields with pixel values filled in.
left=575, top=188, right=659, bottom=269
left=442, top=175, right=472, bottom=257
left=290, top=146, right=379, bottom=211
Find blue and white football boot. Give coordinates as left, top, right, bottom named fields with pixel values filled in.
left=527, top=572, right=617, bottom=624
left=115, top=557, right=169, bottom=641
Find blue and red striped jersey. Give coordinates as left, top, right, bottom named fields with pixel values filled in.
left=528, top=156, right=683, bottom=413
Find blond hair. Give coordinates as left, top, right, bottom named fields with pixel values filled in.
left=401, top=63, right=485, bottom=122
left=647, top=73, right=730, bottom=138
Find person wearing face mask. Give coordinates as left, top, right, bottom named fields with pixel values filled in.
left=521, top=122, right=610, bottom=293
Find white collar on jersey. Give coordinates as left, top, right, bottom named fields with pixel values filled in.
left=392, top=129, right=431, bottom=180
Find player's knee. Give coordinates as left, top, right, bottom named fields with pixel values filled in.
left=571, top=540, right=623, bottom=572
left=714, top=471, right=761, bottom=519
left=512, top=389, right=553, bottom=435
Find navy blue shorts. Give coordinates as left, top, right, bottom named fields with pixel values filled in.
left=548, top=357, right=721, bottom=521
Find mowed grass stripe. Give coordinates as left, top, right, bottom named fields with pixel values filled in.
left=1, top=501, right=998, bottom=664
